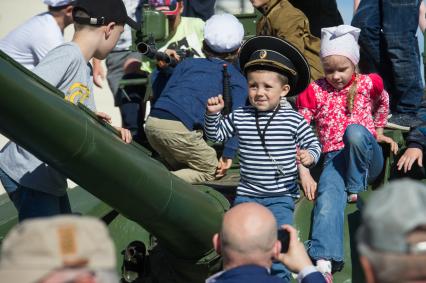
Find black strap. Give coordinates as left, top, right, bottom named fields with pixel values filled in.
left=255, top=105, right=280, bottom=155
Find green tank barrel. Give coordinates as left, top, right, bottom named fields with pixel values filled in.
left=0, top=51, right=228, bottom=267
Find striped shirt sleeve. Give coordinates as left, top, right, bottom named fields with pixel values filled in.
left=295, top=117, right=322, bottom=165
left=204, top=112, right=236, bottom=143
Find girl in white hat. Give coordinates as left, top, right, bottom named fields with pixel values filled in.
left=295, top=25, right=398, bottom=282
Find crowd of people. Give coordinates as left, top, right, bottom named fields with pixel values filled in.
left=0, top=0, right=425, bottom=282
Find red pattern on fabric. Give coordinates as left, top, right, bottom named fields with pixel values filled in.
left=296, top=73, right=389, bottom=153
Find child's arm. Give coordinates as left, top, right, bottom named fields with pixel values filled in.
left=369, top=74, right=398, bottom=154
left=96, top=112, right=132, bottom=144
left=369, top=74, right=389, bottom=129
left=298, top=164, right=317, bottom=201
left=376, top=127, right=398, bottom=155
left=204, top=95, right=236, bottom=143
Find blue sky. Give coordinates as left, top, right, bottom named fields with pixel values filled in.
left=335, top=0, right=425, bottom=79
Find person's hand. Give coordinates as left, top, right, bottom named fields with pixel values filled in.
left=96, top=111, right=112, bottom=124
left=276, top=225, right=313, bottom=273
left=92, top=58, right=105, bottom=88
left=376, top=134, right=398, bottom=155
left=216, top=156, right=232, bottom=178
left=397, top=147, right=423, bottom=173
left=156, top=49, right=180, bottom=69
left=123, top=58, right=143, bottom=75
left=114, top=126, right=133, bottom=144
left=298, top=165, right=317, bottom=201
left=207, top=95, right=225, bottom=114
left=296, top=149, right=314, bottom=167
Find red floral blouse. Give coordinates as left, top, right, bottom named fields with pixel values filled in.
left=296, top=74, right=389, bottom=153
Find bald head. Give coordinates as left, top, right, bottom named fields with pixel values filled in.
left=215, top=203, right=279, bottom=268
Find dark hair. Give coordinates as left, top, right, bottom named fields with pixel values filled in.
left=201, top=41, right=239, bottom=62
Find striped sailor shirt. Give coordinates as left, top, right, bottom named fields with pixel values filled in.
left=205, top=104, right=321, bottom=197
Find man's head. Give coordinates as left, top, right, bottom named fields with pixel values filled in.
left=357, top=179, right=426, bottom=283
left=149, top=0, right=183, bottom=17
left=250, top=0, right=270, bottom=9
left=72, top=0, right=139, bottom=59
left=213, top=203, right=281, bottom=270
left=45, top=0, right=75, bottom=28
left=44, top=0, right=75, bottom=10
left=0, top=216, right=117, bottom=283
left=202, top=13, right=244, bottom=61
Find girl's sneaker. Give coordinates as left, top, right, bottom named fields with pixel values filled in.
left=347, top=193, right=358, bottom=203
left=322, top=272, right=334, bottom=283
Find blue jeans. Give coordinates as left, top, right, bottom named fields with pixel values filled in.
left=234, top=194, right=295, bottom=282
left=0, top=168, right=72, bottom=221
left=308, top=125, right=383, bottom=264
left=352, top=0, right=423, bottom=114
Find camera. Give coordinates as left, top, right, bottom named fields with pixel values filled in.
left=277, top=229, right=290, bottom=253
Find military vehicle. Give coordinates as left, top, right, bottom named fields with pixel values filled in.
left=0, top=1, right=421, bottom=282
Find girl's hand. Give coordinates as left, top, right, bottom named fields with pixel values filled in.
left=376, top=134, right=398, bottom=155
left=96, top=111, right=112, bottom=124
left=296, top=149, right=314, bottom=167
left=114, top=126, right=132, bottom=144
left=207, top=95, right=225, bottom=114
left=298, top=165, right=317, bottom=201
left=397, top=147, right=423, bottom=173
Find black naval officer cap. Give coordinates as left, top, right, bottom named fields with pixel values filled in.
left=239, top=36, right=310, bottom=96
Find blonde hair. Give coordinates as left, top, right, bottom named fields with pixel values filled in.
left=347, top=73, right=358, bottom=113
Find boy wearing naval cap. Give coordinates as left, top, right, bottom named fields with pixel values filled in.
left=204, top=35, right=321, bottom=280
left=145, top=14, right=248, bottom=184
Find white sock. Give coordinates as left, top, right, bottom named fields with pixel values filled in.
left=316, top=259, right=332, bottom=274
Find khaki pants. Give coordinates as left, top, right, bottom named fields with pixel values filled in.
left=145, top=117, right=218, bottom=183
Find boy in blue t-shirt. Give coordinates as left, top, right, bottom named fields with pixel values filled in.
left=145, top=14, right=248, bottom=184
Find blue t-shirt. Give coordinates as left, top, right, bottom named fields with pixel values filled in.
left=150, top=57, right=248, bottom=158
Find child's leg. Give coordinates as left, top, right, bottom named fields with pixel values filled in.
left=0, top=168, right=21, bottom=209
left=18, top=187, right=71, bottom=221
left=233, top=195, right=295, bottom=281
left=343, top=124, right=384, bottom=195
left=309, top=151, right=347, bottom=271
left=145, top=117, right=217, bottom=183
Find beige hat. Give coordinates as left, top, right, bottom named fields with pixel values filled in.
left=0, top=216, right=116, bottom=283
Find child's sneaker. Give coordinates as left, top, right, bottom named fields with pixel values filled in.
left=347, top=193, right=358, bottom=203
left=316, top=260, right=333, bottom=283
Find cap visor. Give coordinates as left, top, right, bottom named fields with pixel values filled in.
left=126, top=16, right=140, bottom=31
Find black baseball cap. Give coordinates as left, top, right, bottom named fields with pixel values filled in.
left=73, top=0, right=140, bottom=30
left=239, top=36, right=310, bottom=96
